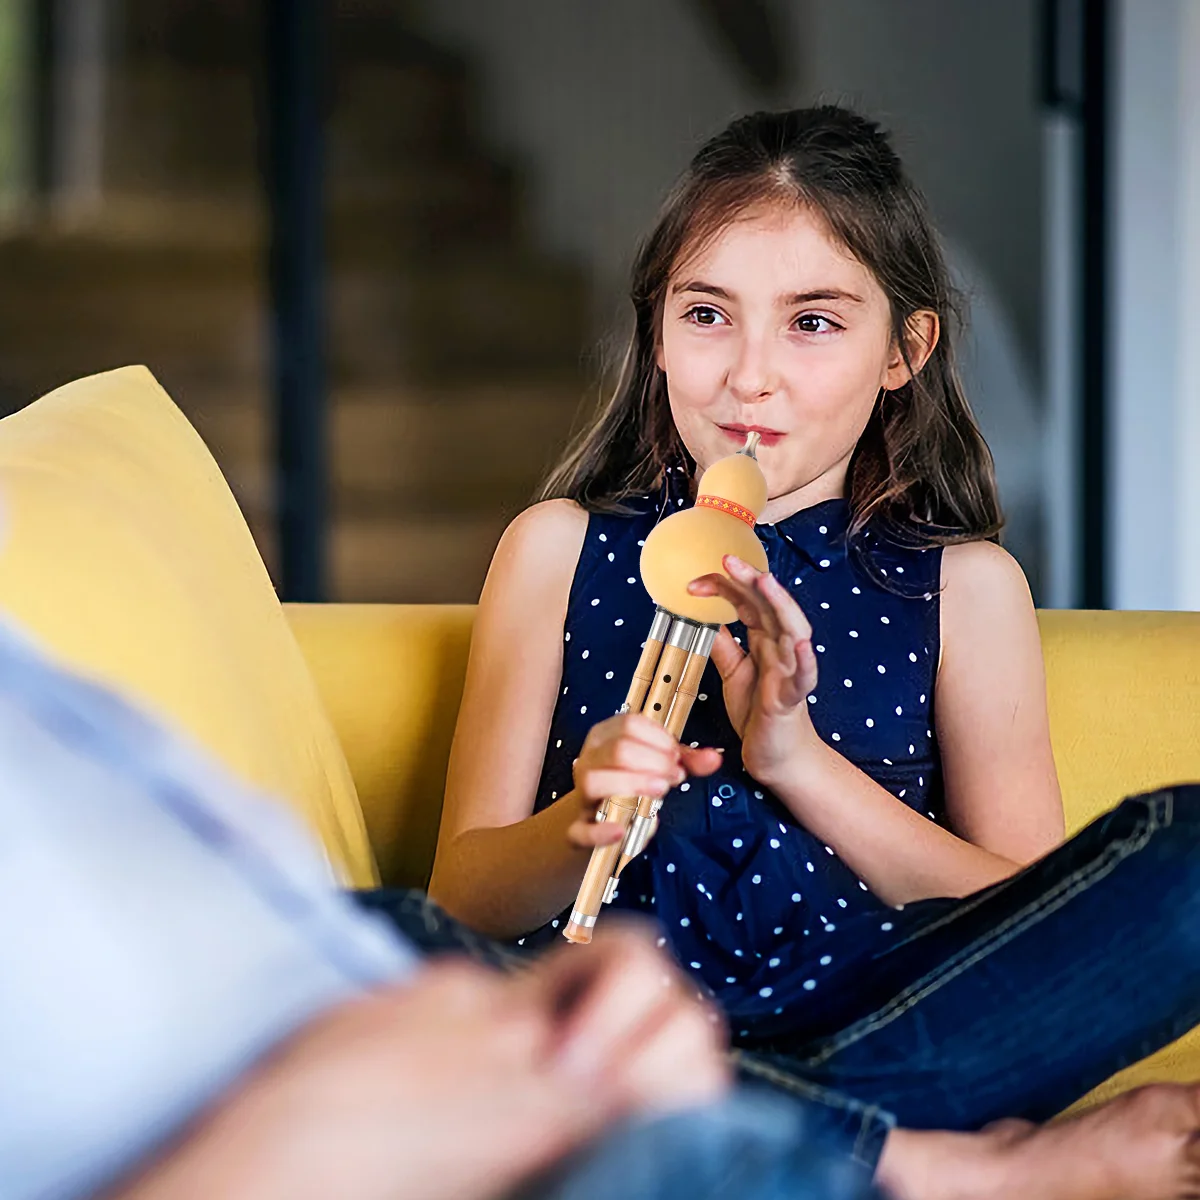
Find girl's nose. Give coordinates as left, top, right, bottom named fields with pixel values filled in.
left=726, top=335, right=778, bottom=402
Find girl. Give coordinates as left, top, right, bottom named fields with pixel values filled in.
left=425, top=107, right=1200, bottom=1199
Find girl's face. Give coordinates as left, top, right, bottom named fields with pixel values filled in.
left=657, top=203, right=936, bottom=520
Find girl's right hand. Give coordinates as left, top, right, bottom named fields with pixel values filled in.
left=566, top=714, right=723, bottom=848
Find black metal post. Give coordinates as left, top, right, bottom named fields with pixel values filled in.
left=1040, top=0, right=1112, bottom=609
left=1078, top=0, right=1110, bottom=609
left=264, top=0, right=327, bottom=601
left=31, top=0, right=55, bottom=201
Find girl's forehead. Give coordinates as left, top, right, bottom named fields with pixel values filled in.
left=671, top=203, right=873, bottom=294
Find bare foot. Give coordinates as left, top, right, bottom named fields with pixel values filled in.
left=877, top=1084, right=1200, bottom=1200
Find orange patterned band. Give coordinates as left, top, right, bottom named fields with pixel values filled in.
left=696, top=493, right=756, bottom=527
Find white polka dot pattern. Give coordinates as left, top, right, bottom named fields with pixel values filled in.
left=529, top=488, right=943, bottom=1032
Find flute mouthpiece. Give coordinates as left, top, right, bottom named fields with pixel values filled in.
left=739, top=431, right=762, bottom=459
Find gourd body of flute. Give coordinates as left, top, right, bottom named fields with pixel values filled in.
left=639, top=448, right=769, bottom=624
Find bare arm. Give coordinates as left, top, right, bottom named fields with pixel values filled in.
left=427, top=500, right=593, bottom=937
left=428, top=501, right=720, bottom=938
left=696, top=545, right=1063, bottom=907
left=933, top=540, right=1065, bottom=862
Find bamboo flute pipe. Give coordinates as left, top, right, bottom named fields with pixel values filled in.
left=612, top=624, right=716, bottom=880
left=562, top=617, right=698, bottom=943
left=624, top=608, right=672, bottom=714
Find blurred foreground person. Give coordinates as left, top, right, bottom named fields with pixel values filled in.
left=0, top=613, right=870, bottom=1200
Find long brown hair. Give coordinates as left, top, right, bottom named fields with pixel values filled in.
left=539, top=105, right=1002, bottom=547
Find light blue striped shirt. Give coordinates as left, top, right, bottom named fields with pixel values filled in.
left=0, top=620, right=418, bottom=1200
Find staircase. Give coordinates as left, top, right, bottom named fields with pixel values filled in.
left=0, top=0, right=591, bottom=601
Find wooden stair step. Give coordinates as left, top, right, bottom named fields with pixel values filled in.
left=331, top=255, right=589, bottom=379
left=329, top=510, right=512, bottom=604
left=189, top=377, right=588, bottom=518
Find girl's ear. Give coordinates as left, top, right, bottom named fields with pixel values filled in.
left=884, top=310, right=940, bottom=390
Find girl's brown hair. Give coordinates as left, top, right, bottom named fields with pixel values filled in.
left=538, top=105, right=1002, bottom=547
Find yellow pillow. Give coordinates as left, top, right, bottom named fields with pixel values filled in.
left=0, top=366, right=378, bottom=886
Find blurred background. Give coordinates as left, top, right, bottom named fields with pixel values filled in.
left=0, top=0, right=1188, bottom=612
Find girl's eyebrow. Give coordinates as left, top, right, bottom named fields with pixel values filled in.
left=672, top=280, right=734, bottom=299
left=783, top=288, right=865, bottom=306
left=671, top=279, right=865, bottom=305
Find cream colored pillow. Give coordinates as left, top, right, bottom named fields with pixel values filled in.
left=0, top=366, right=377, bottom=886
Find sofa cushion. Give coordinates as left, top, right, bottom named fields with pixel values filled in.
left=1040, top=609, right=1200, bottom=1107
left=286, top=602, right=475, bottom=888
left=1041, top=609, right=1200, bottom=833
left=0, top=366, right=377, bottom=885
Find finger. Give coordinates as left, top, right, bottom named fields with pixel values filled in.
left=759, top=649, right=798, bottom=715
left=755, top=570, right=813, bottom=644
left=754, top=642, right=797, bottom=716
left=609, top=993, right=731, bottom=1114
left=613, top=713, right=687, bottom=753
left=680, top=746, right=724, bottom=776
left=688, top=569, right=780, bottom=637
left=582, top=714, right=676, bottom=763
left=723, top=556, right=785, bottom=638
left=795, top=635, right=820, bottom=696
left=547, top=925, right=684, bottom=1079
left=709, top=625, right=748, bottom=681
left=772, top=640, right=810, bottom=710
left=687, top=563, right=778, bottom=633
left=567, top=819, right=626, bottom=849
left=576, top=769, right=676, bottom=801
left=600, top=737, right=683, bottom=777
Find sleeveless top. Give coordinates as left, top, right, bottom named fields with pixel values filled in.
left=528, top=469, right=944, bottom=1041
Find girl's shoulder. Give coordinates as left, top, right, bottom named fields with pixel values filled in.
left=940, top=538, right=1031, bottom=604
left=937, top=539, right=1036, bottom=669
left=500, top=492, right=662, bottom=547
left=484, top=497, right=658, bottom=619
left=478, top=500, right=590, bottom=632
left=500, top=498, right=590, bottom=556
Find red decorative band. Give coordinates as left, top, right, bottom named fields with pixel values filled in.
left=696, top=493, right=756, bottom=527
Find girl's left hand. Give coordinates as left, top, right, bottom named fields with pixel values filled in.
left=687, top=555, right=822, bottom=789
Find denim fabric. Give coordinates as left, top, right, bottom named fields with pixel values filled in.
left=363, top=784, right=1200, bottom=1172
left=521, top=1091, right=877, bottom=1200
left=357, top=887, right=896, bottom=1174
left=758, top=786, right=1200, bottom=1130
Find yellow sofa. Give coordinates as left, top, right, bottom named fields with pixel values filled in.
left=287, top=601, right=1200, bottom=1109
left=5, top=367, right=1200, bottom=1115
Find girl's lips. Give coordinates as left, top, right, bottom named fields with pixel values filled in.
left=718, top=424, right=785, bottom=448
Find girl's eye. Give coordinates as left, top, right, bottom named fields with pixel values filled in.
left=795, top=314, right=840, bottom=334
left=685, top=305, right=728, bottom=327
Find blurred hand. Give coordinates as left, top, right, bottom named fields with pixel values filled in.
left=532, top=922, right=731, bottom=1115
left=566, top=713, right=722, bottom=849
left=112, top=927, right=729, bottom=1200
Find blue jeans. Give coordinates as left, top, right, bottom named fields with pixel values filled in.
left=358, top=784, right=1200, bottom=1176
left=523, top=1092, right=875, bottom=1200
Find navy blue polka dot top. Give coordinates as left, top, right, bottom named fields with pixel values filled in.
left=528, top=468, right=944, bottom=1040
